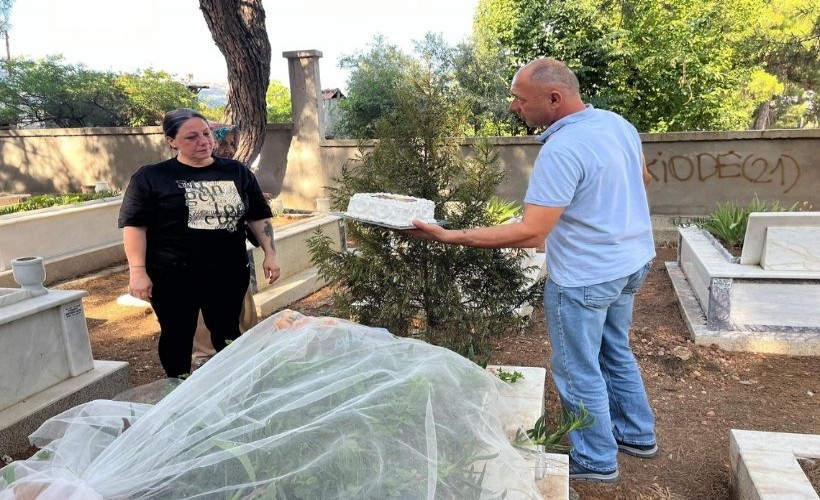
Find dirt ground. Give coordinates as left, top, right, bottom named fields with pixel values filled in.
left=38, top=244, right=820, bottom=499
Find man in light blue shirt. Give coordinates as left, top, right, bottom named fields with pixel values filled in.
left=408, top=57, right=657, bottom=483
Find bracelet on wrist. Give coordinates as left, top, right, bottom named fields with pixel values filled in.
left=130, top=265, right=146, bottom=268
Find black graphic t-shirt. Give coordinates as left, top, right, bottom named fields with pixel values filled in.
left=118, top=157, right=272, bottom=272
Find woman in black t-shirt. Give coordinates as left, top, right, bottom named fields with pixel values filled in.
left=118, top=108, right=280, bottom=377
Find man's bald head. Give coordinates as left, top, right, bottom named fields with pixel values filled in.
left=518, top=58, right=581, bottom=96
left=508, top=58, right=586, bottom=128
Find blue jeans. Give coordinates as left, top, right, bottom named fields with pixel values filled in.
left=545, top=261, right=656, bottom=472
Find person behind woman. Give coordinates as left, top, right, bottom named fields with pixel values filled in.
left=212, top=124, right=273, bottom=200
left=191, top=123, right=258, bottom=368
left=118, top=108, right=280, bottom=378
left=211, top=124, right=239, bottom=159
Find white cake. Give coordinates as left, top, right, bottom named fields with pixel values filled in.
left=346, top=193, right=436, bottom=227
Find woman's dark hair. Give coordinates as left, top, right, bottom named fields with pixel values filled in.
left=162, top=108, right=209, bottom=139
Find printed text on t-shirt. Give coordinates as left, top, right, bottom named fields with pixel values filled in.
left=177, top=180, right=245, bottom=232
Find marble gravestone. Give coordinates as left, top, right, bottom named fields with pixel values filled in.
left=741, top=212, right=820, bottom=271
left=0, top=288, right=94, bottom=411
left=0, top=285, right=130, bottom=456
left=669, top=212, right=820, bottom=356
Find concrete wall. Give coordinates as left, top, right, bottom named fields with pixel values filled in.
left=0, top=127, right=168, bottom=194
left=642, top=130, right=819, bottom=215
left=284, top=130, right=820, bottom=217
left=0, top=124, right=293, bottom=198
left=1, top=50, right=817, bottom=218
left=4, top=127, right=816, bottom=218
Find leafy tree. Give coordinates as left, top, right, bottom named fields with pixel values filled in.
left=0, top=57, right=200, bottom=127
left=472, top=0, right=818, bottom=132
left=199, top=0, right=270, bottom=166
left=0, top=56, right=128, bottom=127
left=450, top=40, right=524, bottom=136
left=771, top=88, right=817, bottom=128
left=0, top=0, right=13, bottom=64
left=308, top=73, right=543, bottom=364
left=335, top=35, right=417, bottom=138
left=413, top=32, right=460, bottom=96
left=266, top=79, right=292, bottom=122
left=414, top=33, right=523, bottom=136
left=745, top=69, right=786, bottom=128
left=613, top=0, right=760, bottom=131
left=337, top=33, right=521, bottom=138
left=745, top=0, right=820, bottom=128
left=197, top=104, right=227, bottom=122
left=115, top=69, right=199, bottom=126
left=473, top=0, right=519, bottom=68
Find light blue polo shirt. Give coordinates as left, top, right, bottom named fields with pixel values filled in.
left=523, top=105, right=655, bottom=287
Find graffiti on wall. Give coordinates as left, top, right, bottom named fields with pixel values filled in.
left=645, top=150, right=801, bottom=193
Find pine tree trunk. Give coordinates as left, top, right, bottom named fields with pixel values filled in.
left=752, top=101, right=772, bottom=130
left=199, top=0, right=271, bottom=168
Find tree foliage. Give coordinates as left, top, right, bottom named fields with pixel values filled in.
left=473, top=0, right=819, bottom=131
left=336, top=33, right=518, bottom=138
left=615, top=0, right=761, bottom=131
left=0, top=57, right=197, bottom=127
left=333, top=0, right=818, bottom=134
left=115, top=69, right=200, bottom=126
left=266, top=79, right=292, bottom=123
left=308, top=73, right=543, bottom=364
left=0, top=56, right=123, bottom=127
left=197, top=104, right=227, bottom=123
left=745, top=0, right=820, bottom=128
left=335, top=35, right=417, bottom=138
left=415, top=33, right=524, bottom=136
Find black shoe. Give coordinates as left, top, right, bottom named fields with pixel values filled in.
left=568, top=457, right=620, bottom=483
left=616, top=439, right=659, bottom=458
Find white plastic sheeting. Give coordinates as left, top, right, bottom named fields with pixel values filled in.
left=0, top=310, right=540, bottom=499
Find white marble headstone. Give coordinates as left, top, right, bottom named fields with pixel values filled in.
left=760, top=226, right=820, bottom=271
left=741, top=212, right=820, bottom=266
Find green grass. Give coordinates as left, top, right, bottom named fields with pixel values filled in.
left=0, top=191, right=120, bottom=216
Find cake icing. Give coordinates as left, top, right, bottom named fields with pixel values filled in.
left=346, top=193, right=436, bottom=227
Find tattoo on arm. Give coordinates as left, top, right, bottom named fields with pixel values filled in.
left=263, top=221, right=276, bottom=252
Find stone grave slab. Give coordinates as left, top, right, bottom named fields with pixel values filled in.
left=730, top=429, right=820, bottom=500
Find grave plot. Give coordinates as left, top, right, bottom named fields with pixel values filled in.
left=667, top=212, right=820, bottom=355
left=0, top=310, right=566, bottom=499
left=0, top=260, right=129, bottom=457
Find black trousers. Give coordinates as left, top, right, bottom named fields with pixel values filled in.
left=149, top=264, right=250, bottom=377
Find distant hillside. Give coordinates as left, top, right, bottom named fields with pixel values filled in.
left=196, top=83, right=229, bottom=107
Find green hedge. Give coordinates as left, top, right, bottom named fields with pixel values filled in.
left=0, top=191, right=121, bottom=216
